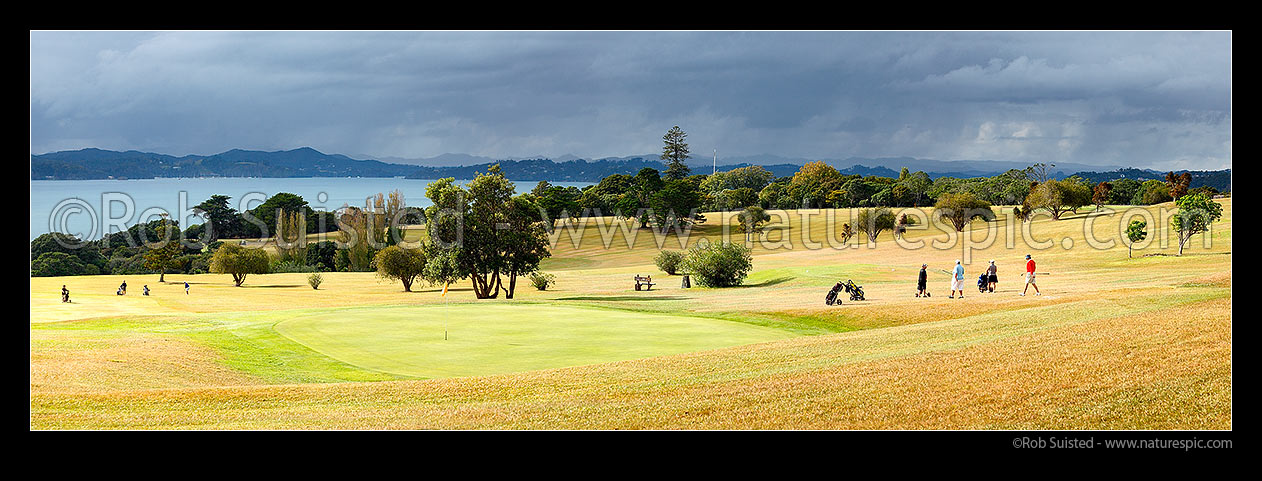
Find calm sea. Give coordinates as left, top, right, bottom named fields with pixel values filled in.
left=30, top=177, right=593, bottom=241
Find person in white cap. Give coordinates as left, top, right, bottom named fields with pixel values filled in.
left=950, top=259, right=965, bottom=299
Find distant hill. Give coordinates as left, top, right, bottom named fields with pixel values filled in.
left=32, top=147, right=417, bottom=180
left=1069, top=168, right=1232, bottom=192
left=33, top=147, right=1226, bottom=186
left=404, top=157, right=668, bottom=182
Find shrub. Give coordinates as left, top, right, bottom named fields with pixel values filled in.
left=654, top=250, right=685, bottom=275
left=529, top=272, right=556, bottom=291
left=308, top=272, right=323, bottom=290
left=680, top=241, right=753, bottom=287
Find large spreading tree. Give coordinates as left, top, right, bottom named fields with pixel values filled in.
left=208, top=243, right=270, bottom=286
left=423, top=165, right=551, bottom=299
left=935, top=192, right=994, bottom=232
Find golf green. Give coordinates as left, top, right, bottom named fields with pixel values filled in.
left=273, top=304, right=796, bottom=379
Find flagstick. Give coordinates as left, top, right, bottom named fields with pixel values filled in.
left=442, top=281, right=451, bottom=340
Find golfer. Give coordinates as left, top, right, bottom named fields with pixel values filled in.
left=61, top=285, right=70, bottom=303
left=950, top=260, right=965, bottom=299
left=184, top=281, right=190, bottom=295
left=986, top=260, right=998, bottom=293
left=916, top=264, right=929, bottom=297
left=1021, top=254, right=1041, bottom=296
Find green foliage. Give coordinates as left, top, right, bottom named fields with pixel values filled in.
left=249, top=192, right=310, bottom=234
left=208, top=243, right=270, bottom=286
left=372, top=245, right=427, bottom=291
left=653, top=250, right=686, bottom=275
left=142, top=217, right=184, bottom=282
left=1138, top=180, right=1173, bottom=205
left=529, top=272, right=556, bottom=291
left=193, top=194, right=239, bottom=240
left=680, top=241, right=753, bottom=288
left=533, top=183, right=583, bottom=224
left=1125, top=219, right=1147, bottom=258
left=855, top=208, right=897, bottom=242
left=305, top=241, right=339, bottom=271
left=1027, top=179, right=1088, bottom=220
left=1170, top=193, right=1223, bottom=255
left=31, top=232, right=104, bottom=271
left=1109, top=178, right=1142, bottom=205
left=661, top=126, right=692, bottom=180
left=32, top=252, right=99, bottom=277
left=935, top=192, right=995, bottom=231
left=423, top=165, right=552, bottom=299
left=789, top=161, right=844, bottom=208
left=647, top=178, right=705, bottom=228
left=700, top=165, right=773, bottom=194
left=307, top=272, right=323, bottom=290
left=736, top=205, right=772, bottom=241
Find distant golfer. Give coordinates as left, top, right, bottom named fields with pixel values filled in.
left=1021, top=254, right=1041, bottom=296
left=986, top=260, right=998, bottom=293
left=916, top=264, right=929, bottom=297
left=61, top=285, right=70, bottom=303
left=120, top=280, right=127, bottom=295
left=143, top=285, right=150, bottom=296
left=950, top=260, right=965, bottom=299
left=184, top=281, right=190, bottom=295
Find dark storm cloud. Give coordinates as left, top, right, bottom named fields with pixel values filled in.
left=30, top=31, right=1230, bottom=169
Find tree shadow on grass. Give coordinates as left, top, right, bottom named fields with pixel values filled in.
left=557, top=295, right=688, bottom=301
left=736, top=276, right=794, bottom=288
left=240, top=284, right=306, bottom=288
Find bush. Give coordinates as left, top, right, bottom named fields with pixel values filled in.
left=654, top=250, right=685, bottom=275
left=680, top=241, right=752, bottom=287
left=529, top=272, right=556, bottom=290
left=308, top=272, right=323, bottom=290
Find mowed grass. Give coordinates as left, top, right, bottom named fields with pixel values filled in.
left=272, top=304, right=794, bottom=379
left=30, top=199, right=1232, bottom=429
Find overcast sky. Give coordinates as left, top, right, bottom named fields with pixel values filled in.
left=30, top=30, right=1231, bottom=170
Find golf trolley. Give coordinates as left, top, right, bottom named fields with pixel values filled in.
left=825, top=279, right=865, bottom=305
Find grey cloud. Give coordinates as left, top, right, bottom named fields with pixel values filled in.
left=29, top=30, right=1230, bottom=170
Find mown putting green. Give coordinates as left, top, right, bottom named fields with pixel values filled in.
left=272, top=304, right=796, bottom=379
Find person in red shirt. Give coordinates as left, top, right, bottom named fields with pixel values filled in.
left=1021, top=254, right=1040, bottom=296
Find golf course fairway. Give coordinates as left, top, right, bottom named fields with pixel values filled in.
left=272, top=304, right=796, bottom=378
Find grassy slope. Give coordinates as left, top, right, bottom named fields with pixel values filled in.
left=30, top=200, right=1232, bottom=429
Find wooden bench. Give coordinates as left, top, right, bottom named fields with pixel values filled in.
left=634, top=275, right=656, bottom=291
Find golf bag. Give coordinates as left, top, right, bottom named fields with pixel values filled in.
left=977, top=273, right=988, bottom=293
left=827, top=279, right=865, bottom=305
left=843, top=279, right=865, bottom=301
left=825, top=281, right=844, bottom=305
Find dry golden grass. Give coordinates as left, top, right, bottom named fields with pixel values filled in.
left=29, top=199, right=1232, bottom=429
left=30, top=328, right=262, bottom=394
left=30, top=291, right=1229, bottom=429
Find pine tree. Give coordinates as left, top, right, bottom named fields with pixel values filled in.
left=660, top=126, right=691, bottom=180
